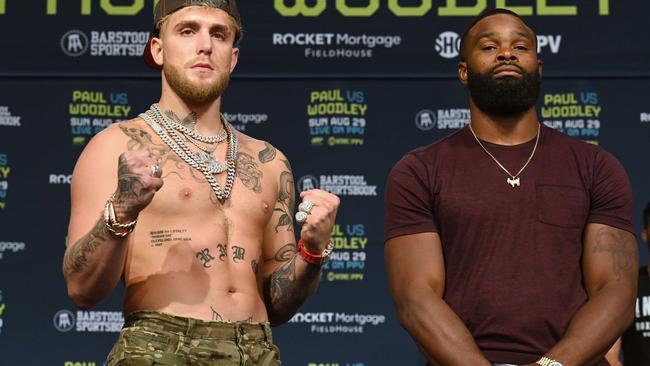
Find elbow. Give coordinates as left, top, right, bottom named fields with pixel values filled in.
left=66, top=285, right=98, bottom=310
left=395, top=299, right=419, bottom=331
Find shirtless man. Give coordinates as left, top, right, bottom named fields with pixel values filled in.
left=62, top=1, right=340, bottom=365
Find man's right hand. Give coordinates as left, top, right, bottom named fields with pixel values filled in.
left=113, top=150, right=164, bottom=222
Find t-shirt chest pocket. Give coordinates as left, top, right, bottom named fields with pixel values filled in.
left=535, top=183, right=588, bottom=228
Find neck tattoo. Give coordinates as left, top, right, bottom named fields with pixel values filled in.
left=468, top=123, right=541, bottom=188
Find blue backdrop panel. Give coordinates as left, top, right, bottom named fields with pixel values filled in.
left=0, top=76, right=649, bottom=365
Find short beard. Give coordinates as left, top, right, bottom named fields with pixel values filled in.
left=467, top=65, right=540, bottom=117
left=163, top=63, right=230, bottom=105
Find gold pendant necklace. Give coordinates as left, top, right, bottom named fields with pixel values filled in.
left=468, top=123, right=540, bottom=188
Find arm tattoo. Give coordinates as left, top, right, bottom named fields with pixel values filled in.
left=280, top=159, right=292, bottom=172
left=258, top=142, right=277, bottom=164
left=236, top=152, right=263, bottom=193
left=263, top=243, right=320, bottom=324
left=592, top=227, right=636, bottom=280
left=274, top=171, right=295, bottom=232
left=63, top=219, right=110, bottom=275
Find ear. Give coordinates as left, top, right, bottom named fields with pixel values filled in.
left=458, top=61, right=468, bottom=85
left=229, top=47, right=240, bottom=73
left=537, top=59, right=543, bottom=78
left=150, top=37, right=164, bottom=68
left=642, top=228, right=648, bottom=243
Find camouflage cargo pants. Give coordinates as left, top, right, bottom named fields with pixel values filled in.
left=107, top=311, right=281, bottom=366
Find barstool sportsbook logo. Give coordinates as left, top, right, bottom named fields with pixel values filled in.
left=54, top=309, right=123, bottom=333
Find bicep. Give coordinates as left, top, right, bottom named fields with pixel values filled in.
left=385, top=232, right=445, bottom=301
left=67, top=128, right=123, bottom=245
left=582, top=223, right=638, bottom=296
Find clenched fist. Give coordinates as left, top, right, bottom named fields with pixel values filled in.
left=113, top=150, right=164, bottom=222
left=297, top=189, right=340, bottom=253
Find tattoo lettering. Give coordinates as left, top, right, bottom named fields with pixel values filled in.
left=216, top=243, right=227, bottom=261
left=232, top=246, right=246, bottom=263
left=258, top=142, right=277, bottom=164
left=252, top=259, right=259, bottom=275
left=196, top=248, right=215, bottom=268
left=274, top=171, right=295, bottom=232
left=236, top=152, right=263, bottom=193
left=211, top=307, right=223, bottom=322
left=593, top=227, right=635, bottom=280
left=63, top=219, right=110, bottom=274
left=150, top=229, right=191, bottom=247
left=241, top=316, right=254, bottom=323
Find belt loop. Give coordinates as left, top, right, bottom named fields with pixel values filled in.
left=262, top=323, right=273, bottom=343
left=186, top=317, right=195, bottom=339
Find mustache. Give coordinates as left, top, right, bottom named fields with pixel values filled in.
left=489, top=63, right=525, bottom=75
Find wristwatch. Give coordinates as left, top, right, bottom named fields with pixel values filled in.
left=297, top=239, right=334, bottom=266
left=535, top=356, right=563, bottom=366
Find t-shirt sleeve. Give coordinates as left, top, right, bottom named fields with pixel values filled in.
left=384, top=153, right=438, bottom=242
left=587, top=149, right=634, bottom=234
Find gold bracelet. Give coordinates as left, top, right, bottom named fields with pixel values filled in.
left=103, top=194, right=137, bottom=237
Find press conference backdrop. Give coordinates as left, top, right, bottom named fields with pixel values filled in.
left=1, top=1, right=649, bottom=365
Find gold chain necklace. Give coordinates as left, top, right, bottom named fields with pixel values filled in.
left=468, top=123, right=541, bottom=188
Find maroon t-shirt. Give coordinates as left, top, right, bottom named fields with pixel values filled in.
left=384, top=125, right=633, bottom=365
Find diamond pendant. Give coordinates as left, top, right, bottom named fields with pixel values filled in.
left=507, top=176, right=521, bottom=188
left=195, top=151, right=227, bottom=174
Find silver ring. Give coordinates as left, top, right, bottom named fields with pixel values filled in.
left=295, top=211, right=309, bottom=225
left=298, top=200, right=315, bottom=214
left=151, top=164, right=161, bottom=177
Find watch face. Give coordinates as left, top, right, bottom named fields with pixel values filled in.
left=548, top=362, right=563, bottom=366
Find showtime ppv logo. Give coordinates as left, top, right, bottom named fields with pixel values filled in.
left=274, top=0, right=611, bottom=16
left=434, top=31, right=562, bottom=59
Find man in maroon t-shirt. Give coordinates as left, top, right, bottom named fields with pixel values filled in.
left=384, top=9, right=638, bottom=366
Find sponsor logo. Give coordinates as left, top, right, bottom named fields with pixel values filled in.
left=0, top=106, right=21, bottom=127
left=50, top=174, right=73, bottom=185
left=64, top=362, right=99, bottom=366
left=54, top=310, right=76, bottom=332
left=273, top=33, right=401, bottom=59
left=308, top=363, right=364, bottom=366
left=416, top=109, right=470, bottom=130
left=541, top=92, right=601, bottom=144
left=435, top=31, right=460, bottom=59
left=61, top=30, right=89, bottom=57
left=415, top=110, right=436, bottom=131
left=0, top=290, right=5, bottom=334
left=297, top=175, right=320, bottom=191
left=307, top=89, right=368, bottom=146
left=61, top=30, right=148, bottom=57
left=223, top=112, right=269, bottom=132
left=0, top=241, right=27, bottom=260
left=289, top=312, right=386, bottom=334
left=54, top=310, right=124, bottom=333
left=434, top=32, right=562, bottom=59
left=641, top=113, right=650, bottom=123
left=273, top=1, right=610, bottom=17
left=0, top=153, right=8, bottom=210
left=322, top=224, right=367, bottom=282
left=69, top=90, right=132, bottom=145
left=297, top=175, right=377, bottom=196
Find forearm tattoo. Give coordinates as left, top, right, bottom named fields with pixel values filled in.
left=236, top=152, right=263, bottom=193
left=263, top=243, right=321, bottom=323
left=63, top=219, right=111, bottom=275
left=258, top=142, right=277, bottom=164
left=592, top=227, right=636, bottom=280
left=274, top=171, right=295, bottom=232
